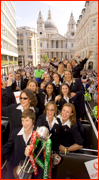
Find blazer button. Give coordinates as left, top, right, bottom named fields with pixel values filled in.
left=65, top=129, right=66, bottom=131
left=55, top=129, right=56, bottom=132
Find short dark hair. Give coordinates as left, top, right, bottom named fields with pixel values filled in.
left=20, top=89, right=38, bottom=107
left=21, top=109, right=35, bottom=124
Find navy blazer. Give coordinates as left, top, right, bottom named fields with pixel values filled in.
left=34, top=113, right=62, bottom=154
left=1, top=104, right=39, bottom=133
left=1, top=127, right=43, bottom=179
left=69, top=78, right=86, bottom=118
left=60, top=122, right=83, bottom=147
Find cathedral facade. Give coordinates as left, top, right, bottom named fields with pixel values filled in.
left=37, top=8, right=76, bottom=63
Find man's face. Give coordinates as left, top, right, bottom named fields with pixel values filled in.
left=15, top=73, right=21, bottom=81
left=37, top=65, right=41, bottom=70
left=1, top=79, right=7, bottom=89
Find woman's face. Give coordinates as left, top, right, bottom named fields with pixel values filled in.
left=45, top=74, right=51, bottom=82
left=20, top=92, right=31, bottom=109
left=62, top=106, right=73, bottom=121
left=62, top=85, right=69, bottom=95
left=67, top=63, right=72, bottom=70
left=53, top=74, right=59, bottom=82
left=27, top=82, right=36, bottom=92
left=40, top=83, right=45, bottom=89
left=64, top=71, right=72, bottom=81
left=22, top=117, right=33, bottom=133
left=59, top=64, right=64, bottom=72
left=71, top=60, right=76, bottom=66
left=46, top=84, right=54, bottom=96
left=46, top=104, right=55, bottom=119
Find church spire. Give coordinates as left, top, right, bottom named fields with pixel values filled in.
left=47, top=6, right=52, bottom=20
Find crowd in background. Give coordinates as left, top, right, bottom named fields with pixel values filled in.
left=1, top=51, right=98, bottom=179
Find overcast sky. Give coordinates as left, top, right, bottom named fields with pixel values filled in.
left=13, top=1, right=86, bottom=36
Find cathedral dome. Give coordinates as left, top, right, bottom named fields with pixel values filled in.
left=45, top=19, right=57, bottom=28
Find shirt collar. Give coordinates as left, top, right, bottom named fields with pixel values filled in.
left=63, top=96, right=69, bottom=102
left=57, top=114, right=70, bottom=127
left=52, top=81, right=61, bottom=86
left=46, top=116, right=59, bottom=128
left=16, top=105, right=35, bottom=112
left=17, top=127, right=33, bottom=145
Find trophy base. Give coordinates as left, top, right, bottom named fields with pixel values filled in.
left=13, top=161, right=33, bottom=179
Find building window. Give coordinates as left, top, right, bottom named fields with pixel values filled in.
left=41, top=55, right=42, bottom=58
left=47, top=43, right=49, bottom=48
left=52, top=52, right=53, bottom=58
left=71, top=32, right=74, bottom=36
left=71, top=55, right=72, bottom=58
left=18, top=48, right=20, bottom=51
left=17, top=39, right=20, bottom=45
left=40, top=43, right=42, bottom=47
left=27, top=39, right=31, bottom=46
left=66, top=43, right=67, bottom=48
left=65, top=55, right=67, bottom=59
left=91, top=37, right=95, bottom=43
left=72, top=24, right=73, bottom=28
left=40, top=32, right=42, bottom=34
left=20, top=39, right=23, bottom=45
left=71, top=43, right=73, bottom=47
left=92, top=20, right=96, bottom=30
left=20, top=33, right=23, bottom=36
left=27, top=47, right=31, bottom=52
left=21, top=48, right=23, bottom=52
left=56, top=41, right=58, bottom=48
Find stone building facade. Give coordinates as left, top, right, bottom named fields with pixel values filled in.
left=17, top=26, right=40, bottom=67
left=1, top=1, right=18, bottom=75
left=75, top=1, right=98, bottom=70
left=37, top=8, right=76, bottom=63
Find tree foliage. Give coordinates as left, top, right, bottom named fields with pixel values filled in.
left=42, top=54, right=48, bottom=63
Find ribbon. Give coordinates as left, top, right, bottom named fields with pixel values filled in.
left=43, top=139, right=52, bottom=179
left=29, top=131, right=39, bottom=178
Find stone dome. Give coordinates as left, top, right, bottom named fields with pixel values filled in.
left=45, top=19, right=57, bottom=28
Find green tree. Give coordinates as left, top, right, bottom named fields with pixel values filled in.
left=42, top=54, right=48, bottom=63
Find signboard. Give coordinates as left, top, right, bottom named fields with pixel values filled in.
left=14, top=91, right=21, bottom=104
left=84, top=158, right=98, bottom=179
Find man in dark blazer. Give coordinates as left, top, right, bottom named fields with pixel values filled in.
left=12, top=72, right=26, bottom=92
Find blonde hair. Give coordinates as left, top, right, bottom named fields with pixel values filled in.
left=57, top=63, right=65, bottom=74
left=44, top=101, right=57, bottom=118
left=61, top=103, right=76, bottom=126
left=63, top=69, right=74, bottom=82
left=26, top=80, right=39, bottom=94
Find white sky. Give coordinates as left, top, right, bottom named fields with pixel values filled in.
left=13, top=1, right=86, bottom=36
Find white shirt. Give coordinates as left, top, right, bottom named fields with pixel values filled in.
left=44, top=94, right=52, bottom=106
left=46, top=116, right=59, bottom=130
left=52, top=81, right=61, bottom=86
left=17, top=127, right=33, bottom=145
left=57, top=114, right=70, bottom=127
left=63, top=96, right=69, bottom=103
left=16, top=104, right=35, bottom=112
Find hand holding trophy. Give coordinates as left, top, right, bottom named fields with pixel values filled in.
left=13, top=126, right=52, bottom=179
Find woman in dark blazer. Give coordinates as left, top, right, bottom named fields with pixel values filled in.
left=59, top=103, right=83, bottom=154
left=64, top=70, right=86, bottom=119
left=52, top=72, right=61, bottom=96
left=55, top=83, right=79, bottom=116
left=34, top=101, right=62, bottom=157
left=37, top=82, right=55, bottom=115
left=1, top=109, right=43, bottom=179
left=1, top=89, right=38, bottom=134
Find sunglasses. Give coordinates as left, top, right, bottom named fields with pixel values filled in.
left=47, top=108, right=54, bottom=111
left=20, top=97, right=28, bottom=100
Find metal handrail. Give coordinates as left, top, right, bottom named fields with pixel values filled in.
left=86, top=101, right=98, bottom=123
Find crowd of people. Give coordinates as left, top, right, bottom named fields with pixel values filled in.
left=1, top=50, right=98, bottom=179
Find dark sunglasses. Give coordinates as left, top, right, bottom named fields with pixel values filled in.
left=20, top=97, right=28, bottom=100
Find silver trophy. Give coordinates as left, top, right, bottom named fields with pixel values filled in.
left=13, top=126, right=51, bottom=179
